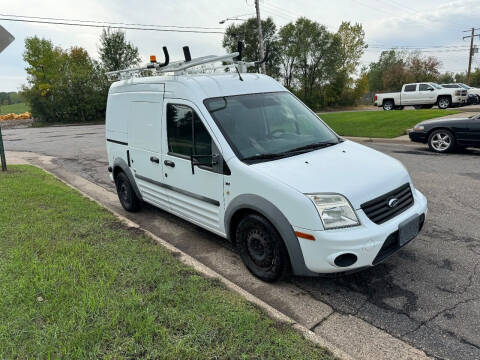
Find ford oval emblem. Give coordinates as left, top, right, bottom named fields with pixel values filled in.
left=388, top=198, right=399, bottom=208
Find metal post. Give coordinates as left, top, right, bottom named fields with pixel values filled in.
left=0, top=126, right=7, bottom=171
left=254, top=0, right=266, bottom=74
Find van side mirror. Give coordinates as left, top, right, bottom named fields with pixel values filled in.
left=190, top=153, right=219, bottom=174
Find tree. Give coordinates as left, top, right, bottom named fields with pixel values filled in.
left=292, top=18, right=342, bottom=102
left=406, top=51, right=441, bottom=83
left=277, top=22, right=297, bottom=88
left=98, top=28, right=141, bottom=72
left=455, top=72, right=467, bottom=84
left=367, top=50, right=443, bottom=93
left=222, top=17, right=279, bottom=77
left=468, top=68, right=480, bottom=87
left=438, top=72, right=455, bottom=84
left=337, top=22, right=368, bottom=76
left=367, top=50, right=408, bottom=92
left=22, top=36, right=108, bottom=123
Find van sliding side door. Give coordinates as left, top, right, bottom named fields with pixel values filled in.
left=127, top=89, right=169, bottom=210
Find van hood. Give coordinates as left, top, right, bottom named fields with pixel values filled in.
left=251, top=140, right=411, bottom=209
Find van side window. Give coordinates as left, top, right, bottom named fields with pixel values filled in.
left=404, top=84, right=417, bottom=92
left=167, top=104, right=213, bottom=166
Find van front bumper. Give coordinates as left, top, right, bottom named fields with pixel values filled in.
left=294, top=188, right=428, bottom=274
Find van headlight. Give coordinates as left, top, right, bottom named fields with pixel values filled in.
left=307, top=194, right=360, bottom=230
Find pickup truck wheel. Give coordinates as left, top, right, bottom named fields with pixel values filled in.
left=428, top=129, right=455, bottom=153
left=383, top=100, right=394, bottom=111
left=437, top=96, right=451, bottom=109
left=236, top=214, right=288, bottom=282
left=115, top=172, right=141, bottom=212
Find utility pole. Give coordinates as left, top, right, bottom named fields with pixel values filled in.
left=254, top=0, right=266, bottom=74
left=463, top=27, right=480, bottom=84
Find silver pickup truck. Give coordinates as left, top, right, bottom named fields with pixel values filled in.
left=374, top=82, right=468, bottom=110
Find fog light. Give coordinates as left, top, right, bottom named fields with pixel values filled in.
left=334, top=253, right=358, bottom=267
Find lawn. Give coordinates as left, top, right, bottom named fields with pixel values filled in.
left=0, top=102, right=30, bottom=115
left=0, top=165, right=335, bottom=360
left=319, top=109, right=461, bottom=138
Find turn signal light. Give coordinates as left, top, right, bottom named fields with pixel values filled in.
left=295, top=231, right=315, bottom=241
left=150, top=55, right=157, bottom=63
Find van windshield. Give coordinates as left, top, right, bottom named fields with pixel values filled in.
left=204, top=92, right=340, bottom=163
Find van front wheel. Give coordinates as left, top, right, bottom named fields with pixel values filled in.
left=115, top=172, right=141, bottom=212
left=236, top=214, right=288, bottom=282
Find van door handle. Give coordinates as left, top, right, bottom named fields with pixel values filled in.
left=164, top=160, right=175, bottom=168
left=150, top=156, right=160, bottom=164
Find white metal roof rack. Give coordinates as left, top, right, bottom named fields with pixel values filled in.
left=106, top=43, right=269, bottom=81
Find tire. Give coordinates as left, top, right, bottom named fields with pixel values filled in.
left=428, top=129, right=456, bottom=153
left=236, top=214, right=289, bottom=282
left=383, top=100, right=394, bottom=111
left=115, top=172, right=142, bottom=212
left=437, top=96, right=451, bottom=109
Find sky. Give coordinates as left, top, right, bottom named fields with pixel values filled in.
left=1, top=0, right=480, bottom=92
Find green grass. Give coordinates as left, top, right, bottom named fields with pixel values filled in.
left=0, top=165, right=335, bottom=360
left=319, top=109, right=461, bottom=138
left=0, top=102, right=30, bottom=115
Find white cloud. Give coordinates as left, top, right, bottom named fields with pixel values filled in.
left=1, top=0, right=479, bottom=91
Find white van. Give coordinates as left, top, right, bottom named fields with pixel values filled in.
left=106, top=51, right=427, bottom=282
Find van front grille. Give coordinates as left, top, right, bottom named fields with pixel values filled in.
left=361, top=183, right=414, bottom=225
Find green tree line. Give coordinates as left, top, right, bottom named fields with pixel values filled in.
left=20, top=18, right=479, bottom=123
left=21, top=29, right=139, bottom=123
left=0, top=92, right=24, bottom=106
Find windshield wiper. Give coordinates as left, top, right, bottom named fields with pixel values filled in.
left=283, top=141, right=338, bottom=154
left=242, top=153, right=290, bottom=161
left=242, top=142, right=338, bottom=162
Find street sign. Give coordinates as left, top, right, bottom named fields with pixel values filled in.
left=0, top=25, right=15, bottom=54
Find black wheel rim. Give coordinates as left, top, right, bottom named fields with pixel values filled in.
left=119, top=182, right=131, bottom=206
left=246, top=229, right=274, bottom=268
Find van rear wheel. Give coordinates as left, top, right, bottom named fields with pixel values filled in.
left=115, top=172, right=141, bottom=212
left=236, top=214, right=288, bottom=282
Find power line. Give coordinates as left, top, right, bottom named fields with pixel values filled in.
left=261, top=6, right=294, bottom=22
left=0, top=17, right=225, bottom=34
left=0, top=13, right=224, bottom=30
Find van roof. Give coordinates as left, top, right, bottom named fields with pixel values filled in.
left=109, top=73, right=285, bottom=101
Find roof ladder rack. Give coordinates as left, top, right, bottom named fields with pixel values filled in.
left=106, top=43, right=269, bottom=81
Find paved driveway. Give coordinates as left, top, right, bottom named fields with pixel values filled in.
left=4, top=125, right=480, bottom=360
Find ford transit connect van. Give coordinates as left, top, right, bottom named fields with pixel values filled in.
left=106, top=52, right=427, bottom=282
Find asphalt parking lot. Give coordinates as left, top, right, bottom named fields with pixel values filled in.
left=3, top=124, right=480, bottom=360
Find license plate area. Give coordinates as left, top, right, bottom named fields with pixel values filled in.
left=398, top=215, right=420, bottom=246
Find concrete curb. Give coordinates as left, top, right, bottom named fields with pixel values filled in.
left=11, top=155, right=353, bottom=360
left=345, top=136, right=411, bottom=144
